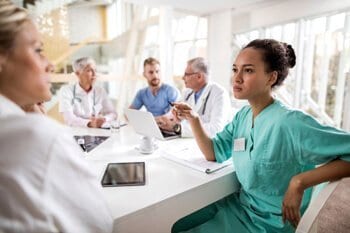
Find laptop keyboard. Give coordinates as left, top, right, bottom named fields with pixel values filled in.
left=160, top=130, right=177, bottom=138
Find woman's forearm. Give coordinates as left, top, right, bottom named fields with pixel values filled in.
left=189, top=117, right=215, bottom=161
left=291, top=159, right=350, bottom=191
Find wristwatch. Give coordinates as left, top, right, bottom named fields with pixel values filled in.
left=173, top=123, right=181, bottom=134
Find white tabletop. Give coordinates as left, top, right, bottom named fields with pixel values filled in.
left=71, top=126, right=238, bottom=233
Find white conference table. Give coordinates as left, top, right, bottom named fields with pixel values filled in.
left=71, top=125, right=239, bottom=233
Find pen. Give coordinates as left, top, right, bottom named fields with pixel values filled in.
left=168, top=101, right=174, bottom=107
left=80, top=144, right=87, bottom=152
left=77, top=138, right=87, bottom=152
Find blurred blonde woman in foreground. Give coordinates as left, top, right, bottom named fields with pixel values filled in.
left=0, top=1, right=113, bottom=232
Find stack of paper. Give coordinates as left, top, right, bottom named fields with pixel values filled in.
left=161, top=142, right=232, bottom=174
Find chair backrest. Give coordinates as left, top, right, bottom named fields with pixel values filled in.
left=296, top=178, right=350, bottom=233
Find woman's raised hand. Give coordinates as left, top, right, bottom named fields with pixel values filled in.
left=172, top=102, right=199, bottom=121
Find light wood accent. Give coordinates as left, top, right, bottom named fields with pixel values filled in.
left=39, top=7, right=70, bottom=63
left=100, top=5, right=107, bottom=40
left=49, top=73, right=141, bottom=83
left=51, top=37, right=109, bottom=66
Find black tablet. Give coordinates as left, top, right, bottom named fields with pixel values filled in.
left=101, top=162, right=145, bottom=187
left=74, top=135, right=109, bottom=153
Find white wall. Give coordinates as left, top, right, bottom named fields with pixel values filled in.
left=207, top=0, right=350, bottom=95
left=159, top=6, right=174, bottom=83
left=207, top=10, right=232, bottom=91
left=68, top=6, right=104, bottom=43
left=232, top=0, right=350, bottom=33
left=106, top=1, right=118, bottom=40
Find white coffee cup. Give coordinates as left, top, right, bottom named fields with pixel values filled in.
left=139, top=136, right=154, bottom=154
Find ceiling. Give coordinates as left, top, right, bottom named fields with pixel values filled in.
left=124, top=0, right=281, bottom=16
left=70, top=0, right=114, bottom=7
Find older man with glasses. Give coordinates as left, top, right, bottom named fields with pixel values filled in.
left=159, top=57, right=232, bottom=137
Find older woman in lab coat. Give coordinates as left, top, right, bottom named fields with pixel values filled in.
left=59, top=57, right=117, bottom=128
left=0, top=1, right=112, bottom=232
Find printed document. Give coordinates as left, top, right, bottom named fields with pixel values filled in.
left=161, top=141, right=232, bottom=174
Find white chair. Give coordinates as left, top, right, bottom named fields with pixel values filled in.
left=296, top=178, right=350, bottom=233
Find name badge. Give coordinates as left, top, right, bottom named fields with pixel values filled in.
left=233, top=138, right=245, bottom=152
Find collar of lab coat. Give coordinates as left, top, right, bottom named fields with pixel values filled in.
left=0, top=94, right=25, bottom=117
left=75, top=82, right=96, bottom=95
left=189, top=83, right=212, bottom=113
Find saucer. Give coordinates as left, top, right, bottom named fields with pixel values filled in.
left=135, top=144, right=158, bottom=154
left=139, top=148, right=154, bottom=154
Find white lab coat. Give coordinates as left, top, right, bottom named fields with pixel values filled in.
left=0, top=95, right=113, bottom=233
left=0, top=95, right=25, bottom=117
left=181, top=82, right=232, bottom=138
left=59, top=83, right=117, bottom=127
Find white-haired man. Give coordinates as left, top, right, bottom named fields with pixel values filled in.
left=158, top=57, right=232, bottom=137
left=59, top=57, right=117, bottom=128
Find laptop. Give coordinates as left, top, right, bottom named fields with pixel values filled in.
left=125, top=109, right=180, bottom=140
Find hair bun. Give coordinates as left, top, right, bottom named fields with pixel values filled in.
left=285, top=44, right=296, bottom=68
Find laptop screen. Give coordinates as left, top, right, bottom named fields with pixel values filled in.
left=125, top=109, right=180, bottom=140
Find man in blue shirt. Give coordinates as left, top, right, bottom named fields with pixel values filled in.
left=129, top=57, right=180, bottom=117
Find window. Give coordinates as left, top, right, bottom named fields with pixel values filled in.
left=232, top=11, right=350, bottom=129
left=172, top=14, right=207, bottom=76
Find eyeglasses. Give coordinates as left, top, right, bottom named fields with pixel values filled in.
left=183, top=72, right=199, bottom=77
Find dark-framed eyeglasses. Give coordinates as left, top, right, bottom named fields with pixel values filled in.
left=183, top=72, right=199, bottom=77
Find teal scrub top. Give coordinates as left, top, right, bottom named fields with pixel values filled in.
left=183, top=99, right=350, bottom=233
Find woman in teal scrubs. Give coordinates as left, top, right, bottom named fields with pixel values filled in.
left=171, top=39, right=350, bottom=233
